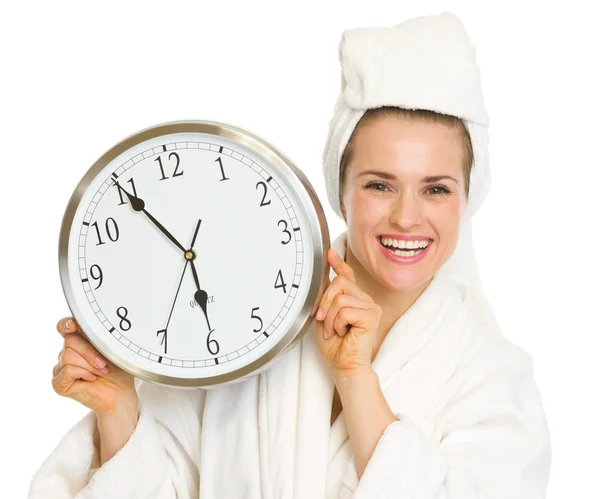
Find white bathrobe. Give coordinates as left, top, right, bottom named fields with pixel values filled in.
left=29, top=230, right=551, bottom=499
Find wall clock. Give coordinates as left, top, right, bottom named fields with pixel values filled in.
left=58, top=120, right=330, bottom=389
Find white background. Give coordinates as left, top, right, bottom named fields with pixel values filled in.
left=2, top=1, right=598, bottom=497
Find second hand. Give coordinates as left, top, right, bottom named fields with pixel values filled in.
left=158, top=219, right=204, bottom=354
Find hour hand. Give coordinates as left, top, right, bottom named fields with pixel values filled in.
left=112, top=179, right=187, bottom=253
left=190, top=259, right=211, bottom=331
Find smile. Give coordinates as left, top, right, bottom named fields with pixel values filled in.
left=378, top=236, right=432, bottom=264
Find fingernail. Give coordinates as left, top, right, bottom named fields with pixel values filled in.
left=316, top=308, right=324, bottom=320
left=330, top=249, right=339, bottom=259
left=99, top=365, right=109, bottom=374
left=65, top=319, right=72, bottom=330
left=323, top=328, right=328, bottom=339
left=95, top=357, right=107, bottom=368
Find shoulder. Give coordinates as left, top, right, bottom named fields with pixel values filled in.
left=471, top=326, right=534, bottom=381
left=452, top=302, right=534, bottom=377
left=441, top=311, right=540, bottom=408
left=447, top=333, right=545, bottom=428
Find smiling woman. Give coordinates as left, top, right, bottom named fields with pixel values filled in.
left=314, top=11, right=551, bottom=498
left=28, top=11, right=551, bottom=499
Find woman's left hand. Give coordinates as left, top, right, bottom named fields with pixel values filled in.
left=315, top=248, right=382, bottom=372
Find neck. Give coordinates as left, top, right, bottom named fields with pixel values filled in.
left=344, top=243, right=433, bottom=355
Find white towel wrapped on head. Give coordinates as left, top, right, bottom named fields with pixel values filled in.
left=323, top=11, right=490, bottom=221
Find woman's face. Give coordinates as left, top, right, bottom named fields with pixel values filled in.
left=341, top=115, right=467, bottom=291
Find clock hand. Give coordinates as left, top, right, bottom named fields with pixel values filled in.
left=112, top=179, right=187, bottom=253
left=188, top=221, right=211, bottom=332
left=190, top=217, right=201, bottom=247
left=159, top=219, right=203, bottom=354
left=159, top=259, right=189, bottom=353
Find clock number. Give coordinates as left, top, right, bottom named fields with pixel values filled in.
left=274, top=269, right=287, bottom=294
left=278, top=219, right=292, bottom=244
left=116, top=178, right=138, bottom=206
left=206, top=329, right=220, bottom=355
left=157, top=328, right=167, bottom=354
left=155, top=152, right=183, bottom=181
left=256, top=181, right=271, bottom=207
left=251, top=307, right=263, bottom=333
left=91, top=218, right=120, bottom=246
left=215, top=157, right=229, bottom=181
left=89, top=264, right=103, bottom=289
left=116, top=306, right=131, bottom=331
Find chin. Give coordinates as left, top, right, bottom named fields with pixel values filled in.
left=377, top=271, right=431, bottom=292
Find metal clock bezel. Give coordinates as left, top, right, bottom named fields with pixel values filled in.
left=58, top=119, right=330, bottom=389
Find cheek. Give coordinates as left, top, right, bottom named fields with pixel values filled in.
left=431, top=202, right=462, bottom=243
left=347, top=190, right=389, bottom=222
left=439, top=203, right=460, bottom=220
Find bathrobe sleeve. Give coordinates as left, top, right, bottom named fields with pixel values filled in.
left=341, top=337, right=552, bottom=499
left=28, top=379, right=207, bottom=499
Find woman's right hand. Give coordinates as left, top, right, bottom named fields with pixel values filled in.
left=52, top=316, right=138, bottom=417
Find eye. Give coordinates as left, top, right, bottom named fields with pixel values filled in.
left=426, top=184, right=451, bottom=197
left=363, top=181, right=390, bottom=193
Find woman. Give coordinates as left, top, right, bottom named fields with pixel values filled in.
left=29, top=12, right=551, bottom=499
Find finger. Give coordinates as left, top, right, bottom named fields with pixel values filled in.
left=52, top=360, right=81, bottom=378
left=56, top=317, right=82, bottom=338
left=52, top=365, right=97, bottom=395
left=312, top=276, right=331, bottom=319
left=56, top=348, right=94, bottom=376
left=324, top=293, right=373, bottom=339
left=52, top=362, right=62, bottom=378
left=63, top=333, right=110, bottom=374
left=328, top=248, right=355, bottom=283
left=332, top=304, right=380, bottom=340
left=56, top=317, right=71, bottom=337
left=315, top=316, right=342, bottom=345
left=317, top=275, right=372, bottom=322
left=60, top=342, right=110, bottom=377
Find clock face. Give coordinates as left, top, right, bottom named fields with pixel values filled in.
left=60, top=123, right=327, bottom=388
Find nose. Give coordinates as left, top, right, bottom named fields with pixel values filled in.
left=389, top=191, right=423, bottom=228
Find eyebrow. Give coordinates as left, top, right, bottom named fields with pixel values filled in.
left=356, top=170, right=459, bottom=183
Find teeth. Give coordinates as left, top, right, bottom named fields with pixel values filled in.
left=392, top=249, right=420, bottom=257
left=380, top=237, right=430, bottom=249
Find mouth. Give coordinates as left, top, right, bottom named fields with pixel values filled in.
left=377, top=235, right=432, bottom=258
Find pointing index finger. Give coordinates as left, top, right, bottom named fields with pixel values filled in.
left=328, top=248, right=355, bottom=283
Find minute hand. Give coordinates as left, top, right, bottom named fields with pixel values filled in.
left=113, top=180, right=187, bottom=253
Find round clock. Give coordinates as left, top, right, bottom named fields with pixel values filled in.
left=58, top=120, right=330, bottom=389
